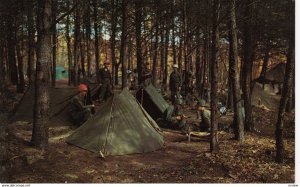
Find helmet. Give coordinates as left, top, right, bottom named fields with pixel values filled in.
left=197, top=99, right=206, bottom=107
left=78, top=84, right=88, bottom=92
left=172, top=64, right=178, bottom=68
left=174, top=98, right=183, bottom=105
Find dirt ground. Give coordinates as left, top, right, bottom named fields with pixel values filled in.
left=1, top=82, right=295, bottom=183
left=5, top=105, right=295, bottom=183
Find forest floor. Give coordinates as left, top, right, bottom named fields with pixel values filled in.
left=1, top=83, right=295, bottom=183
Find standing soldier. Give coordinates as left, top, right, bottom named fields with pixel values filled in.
left=141, top=62, right=152, bottom=87
left=98, top=61, right=113, bottom=102
left=169, top=64, right=181, bottom=104
left=69, top=84, right=95, bottom=126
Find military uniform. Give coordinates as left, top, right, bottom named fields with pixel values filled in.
left=199, top=109, right=211, bottom=131
left=141, top=67, right=152, bottom=87
left=69, top=95, right=92, bottom=126
left=163, top=105, right=189, bottom=134
left=169, top=71, right=181, bottom=104
left=99, top=67, right=112, bottom=101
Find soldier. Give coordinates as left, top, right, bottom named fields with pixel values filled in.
left=169, top=64, right=181, bottom=104
left=98, top=60, right=113, bottom=102
left=69, top=84, right=95, bottom=126
left=163, top=98, right=189, bottom=135
left=196, top=99, right=211, bottom=132
left=141, top=62, right=152, bottom=87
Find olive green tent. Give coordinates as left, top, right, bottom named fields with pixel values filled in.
left=66, top=89, right=164, bottom=156
left=10, top=84, right=99, bottom=126
left=136, top=84, right=170, bottom=120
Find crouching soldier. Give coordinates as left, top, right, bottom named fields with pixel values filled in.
left=69, top=84, right=95, bottom=126
left=163, top=98, right=189, bottom=135
left=196, top=99, right=211, bottom=132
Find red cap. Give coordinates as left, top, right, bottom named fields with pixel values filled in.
left=78, top=84, right=88, bottom=92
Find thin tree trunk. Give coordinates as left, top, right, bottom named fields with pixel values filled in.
left=85, top=1, right=92, bottom=77
left=27, top=0, right=35, bottom=84
left=242, top=0, right=254, bottom=131
left=152, top=17, right=159, bottom=87
left=16, top=32, right=25, bottom=93
left=79, top=33, right=86, bottom=78
left=135, top=0, right=143, bottom=85
left=229, top=0, right=245, bottom=143
left=93, top=0, right=100, bottom=83
left=111, top=0, right=117, bottom=86
left=31, top=0, right=52, bottom=148
left=6, top=16, right=18, bottom=85
left=120, top=0, right=127, bottom=89
left=163, top=24, right=169, bottom=86
left=66, top=0, right=72, bottom=85
left=51, top=0, right=57, bottom=87
left=210, top=0, right=220, bottom=153
left=73, top=0, right=80, bottom=85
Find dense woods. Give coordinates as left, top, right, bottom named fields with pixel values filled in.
left=0, top=0, right=295, bottom=183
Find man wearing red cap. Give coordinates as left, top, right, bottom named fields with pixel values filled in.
left=98, top=60, right=112, bottom=102
left=69, top=83, right=95, bottom=126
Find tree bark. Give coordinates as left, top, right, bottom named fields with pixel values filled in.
left=65, top=0, right=72, bottom=85
left=152, top=13, right=159, bottom=87
left=27, top=0, right=35, bottom=84
left=73, top=0, right=80, bottom=85
left=31, top=0, right=52, bottom=148
left=51, top=0, right=57, bottom=87
left=111, top=0, right=117, bottom=86
left=15, top=32, right=25, bottom=93
left=229, top=0, right=245, bottom=143
left=6, top=15, right=18, bottom=85
left=276, top=1, right=294, bottom=162
left=93, top=0, right=100, bottom=83
left=85, top=1, right=92, bottom=77
left=210, top=0, right=220, bottom=153
left=120, top=0, right=128, bottom=89
left=135, top=0, right=143, bottom=85
left=242, top=0, right=254, bottom=131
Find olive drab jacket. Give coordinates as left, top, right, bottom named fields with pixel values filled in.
left=199, top=109, right=211, bottom=130
left=164, top=105, right=182, bottom=124
left=99, top=67, right=112, bottom=84
left=169, top=71, right=181, bottom=92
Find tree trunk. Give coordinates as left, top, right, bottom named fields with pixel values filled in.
left=210, top=0, right=220, bottom=153
left=6, top=16, right=18, bottom=85
left=51, top=0, right=57, bottom=87
left=163, top=24, right=169, bottom=86
left=276, top=2, right=294, bottom=162
left=66, top=0, right=72, bottom=85
left=286, top=70, right=294, bottom=112
left=85, top=1, right=92, bottom=77
left=152, top=16, right=159, bottom=87
left=79, top=33, right=86, bottom=78
left=27, top=0, right=35, bottom=84
left=242, top=0, right=254, bottom=132
left=260, top=47, right=270, bottom=89
left=73, top=0, right=80, bottom=86
left=93, top=0, right=100, bottom=83
left=16, top=33, right=25, bottom=93
left=31, top=0, right=52, bottom=148
left=135, top=0, right=143, bottom=85
left=0, top=124, right=8, bottom=182
left=111, top=0, right=117, bottom=86
left=120, top=0, right=127, bottom=89
left=229, top=0, right=245, bottom=143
